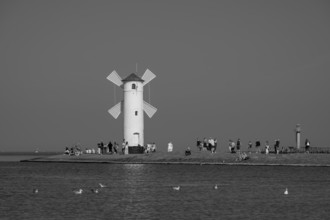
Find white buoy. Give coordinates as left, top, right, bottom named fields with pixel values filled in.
left=284, top=188, right=288, bottom=195
left=33, top=188, right=38, bottom=194
left=107, top=69, right=157, bottom=149
left=214, top=184, right=218, bottom=190
left=172, top=186, right=180, bottom=191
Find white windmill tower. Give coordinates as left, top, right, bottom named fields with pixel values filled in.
left=107, top=69, right=157, bottom=152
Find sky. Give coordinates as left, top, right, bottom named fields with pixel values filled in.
left=0, top=0, right=330, bottom=152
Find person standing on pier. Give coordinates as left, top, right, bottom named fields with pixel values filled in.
left=305, top=139, right=310, bottom=153
left=248, top=141, right=252, bottom=153
left=124, top=141, right=129, bottom=155
left=236, top=139, right=241, bottom=152
left=255, top=140, right=261, bottom=153
left=265, top=141, right=270, bottom=154
left=122, top=139, right=126, bottom=154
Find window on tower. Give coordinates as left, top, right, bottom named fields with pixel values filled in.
left=132, top=84, right=136, bottom=89
left=135, top=111, right=138, bottom=116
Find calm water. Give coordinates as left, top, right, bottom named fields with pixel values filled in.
left=0, top=162, right=329, bottom=220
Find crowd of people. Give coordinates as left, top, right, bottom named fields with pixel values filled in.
left=196, top=138, right=218, bottom=153
left=64, top=145, right=83, bottom=156
left=192, top=137, right=312, bottom=160
left=226, top=138, right=311, bottom=154
left=226, top=138, right=282, bottom=154
left=64, top=137, right=312, bottom=157
left=145, top=143, right=157, bottom=153
left=64, top=139, right=157, bottom=156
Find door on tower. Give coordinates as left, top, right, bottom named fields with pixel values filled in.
left=133, top=132, right=140, bottom=146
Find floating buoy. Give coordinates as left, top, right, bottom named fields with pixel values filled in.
left=172, top=186, right=180, bottom=191
left=284, top=188, right=288, bottom=195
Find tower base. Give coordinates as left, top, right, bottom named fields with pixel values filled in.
left=128, top=146, right=145, bottom=154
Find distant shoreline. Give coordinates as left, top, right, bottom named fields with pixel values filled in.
left=20, top=150, right=330, bottom=167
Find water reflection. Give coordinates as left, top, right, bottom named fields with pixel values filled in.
left=122, top=164, right=146, bottom=197
left=123, top=163, right=145, bottom=171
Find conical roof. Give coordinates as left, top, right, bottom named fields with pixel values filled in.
left=122, top=73, right=144, bottom=82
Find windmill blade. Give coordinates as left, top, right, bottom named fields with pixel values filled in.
left=108, top=101, right=122, bottom=119
left=143, top=101, right=157, bottom=118
left=107, top=70, right=123, bottom=87
left=142, top=69, right=156, bottom=86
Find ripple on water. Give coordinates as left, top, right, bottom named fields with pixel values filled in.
left=0, top=163, right=330, bottom=219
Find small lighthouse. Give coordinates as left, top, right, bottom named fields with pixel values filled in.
left=107, top=69, right=157, bottom=152
left=295, top=124, right=301, bottom=149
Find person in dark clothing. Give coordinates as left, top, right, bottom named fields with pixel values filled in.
left=274, top=139, right=280, bottom=154
left=203, top=138, right=208, bottom=150
left=70, top=147, right=74, bottom=156
left=108, top=141, right=113, bottom=153
left=100, top=141, right=105, bottom=154
left=236, top=139, right=241, bottom=152
left=196, top=138, right=202, bottom=151
left=185, top=147, right=191, bottom=156
left=305, top=139, right=310, bottom=153
left=255, top=140, right=261, bottom=153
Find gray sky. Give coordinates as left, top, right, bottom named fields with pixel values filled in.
left=1, top=0, right=329, bottom=152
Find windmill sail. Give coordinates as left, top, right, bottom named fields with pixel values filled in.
left=108, top=101, right=122, bottom=119
left=142, top=69, right=156, bottom=86
left=143, top=101, right=157, bottom=118
left=107, top=70, right=123, bottom=87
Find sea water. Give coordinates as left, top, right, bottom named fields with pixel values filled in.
left=0, top=161, right=329, bottom=219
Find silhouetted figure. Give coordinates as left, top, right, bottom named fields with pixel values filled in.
left=197, top=138, right=202, bottom=151
left=108, top=141, right=113, bottom=153
left=248, top=141, right=252, bottom=153
left=185, top=147, right=191, bottom=156
left=274, top=139, right=280, bottom=154
left=100, top=141, right=105, bottom=154
left=305, top=139, right=310, bottom=153
left=203, top=138, right=208, bottom=151
left=255, top=140, right=261, bottom=153
left=236, top=139, right=241, bottom=152
left=248, top=141, right=252, bottom=149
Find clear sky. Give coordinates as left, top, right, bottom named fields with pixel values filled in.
left=1, top=0, right=329, bottom=152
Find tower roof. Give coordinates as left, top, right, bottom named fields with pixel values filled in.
left=122, top=73, right=144, bottom=82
